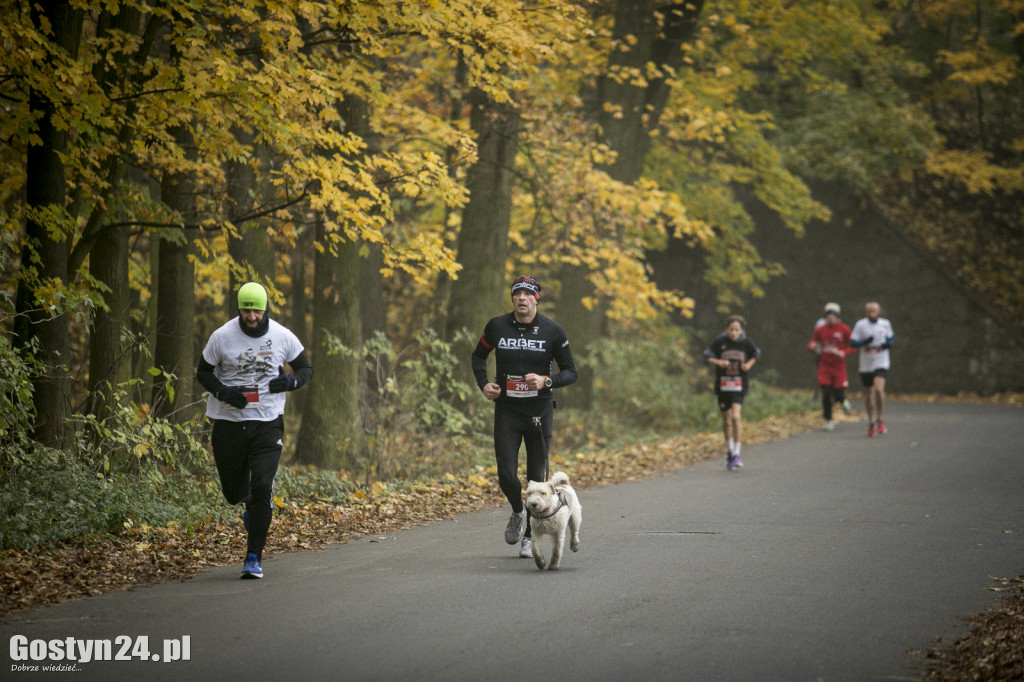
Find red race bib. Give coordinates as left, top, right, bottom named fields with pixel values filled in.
left=505, top=375, right=537, bottom=398
left=719, top=376, right=742, bottom=392
left=239, top=384, right=260, bottom=405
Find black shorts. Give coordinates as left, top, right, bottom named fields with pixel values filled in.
left=859, top=369, right=889, bottom=387
left=717, top=392, right=744, bottom=411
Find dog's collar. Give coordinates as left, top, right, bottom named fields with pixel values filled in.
left=529, top=490, right=566, bottom=520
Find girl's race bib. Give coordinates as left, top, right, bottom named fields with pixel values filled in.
left=719, top=376, right=742, bottom=392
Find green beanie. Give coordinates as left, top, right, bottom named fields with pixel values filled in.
left=237, top=282, right=268, bottom=311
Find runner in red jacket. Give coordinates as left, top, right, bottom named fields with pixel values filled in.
left=807, top=303, right=855, bottom=430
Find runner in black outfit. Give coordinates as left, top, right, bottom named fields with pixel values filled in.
left=471, top=275, right=577, bottom=558
left=703, top=315, right=760, bottom=471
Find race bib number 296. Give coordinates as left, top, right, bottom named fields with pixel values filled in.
left=505, top=375, right=538, bottom=398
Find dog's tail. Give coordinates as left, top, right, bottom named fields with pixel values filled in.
left=549, top=471, right=570, bottom=487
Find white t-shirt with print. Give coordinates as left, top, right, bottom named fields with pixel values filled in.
left=202, top=317, right=304, bottom=422
left=850, top=316, right=894, bottom=373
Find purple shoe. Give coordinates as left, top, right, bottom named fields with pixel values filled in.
left=726, top=453, right=735, bottom=471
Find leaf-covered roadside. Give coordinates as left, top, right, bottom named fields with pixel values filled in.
left=917, top=576, right=1024, bottom=681
left=0, top=410, right=829, bottom=618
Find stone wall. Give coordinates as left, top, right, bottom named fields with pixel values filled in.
left=647, top=183, right=1024, bottom=395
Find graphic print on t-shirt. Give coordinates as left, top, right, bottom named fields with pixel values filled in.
left=719, top=349, right=746, bottom=392
left=235, top=339, right=275, bottom=405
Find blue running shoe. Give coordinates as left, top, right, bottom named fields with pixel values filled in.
left=733, top=454, right=744, bottom=469
left=241, top=553, right=263, bottom=579
left=726, top=453, right=735, bottom=471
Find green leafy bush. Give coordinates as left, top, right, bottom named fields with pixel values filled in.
left=356, top=329, right=491, bottom=481
left=0, top=366, right=224, bottom=550
left=0, top=296, right=40, bottom=470
left=274, top=465, right=358, bottom=505
left=575, top=324, right=715, bottom=433
left=71, top=377, right=210, bottom=476
left=0, top=446, right=226, bottom=551
left=743, top=380, right=817, bottom=421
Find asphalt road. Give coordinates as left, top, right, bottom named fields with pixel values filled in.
left=3, top=401, right=1022, bottom=681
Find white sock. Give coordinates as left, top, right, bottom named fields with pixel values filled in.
left=727, top=439, right=735, bottom=455
left=735, top=443, right=741, bottom=456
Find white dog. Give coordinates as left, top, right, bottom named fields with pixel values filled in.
left=524, top=471, right=581, bottom=570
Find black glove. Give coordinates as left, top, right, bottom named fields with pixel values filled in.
left=268, top=366, right=297, bottom=393
left=880, top=341, right=890, bottom=350
left=215, top=387, right=248, bottom=409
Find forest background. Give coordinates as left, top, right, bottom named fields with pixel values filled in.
left=1, top=0, right=1022, bottom=553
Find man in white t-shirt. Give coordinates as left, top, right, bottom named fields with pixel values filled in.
left=849, top=301, right=894, bottom=437
left=196, top=282, right=313, bottom=578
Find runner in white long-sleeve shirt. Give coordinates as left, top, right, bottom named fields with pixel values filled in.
left=849, top=301, right=895, bottom=436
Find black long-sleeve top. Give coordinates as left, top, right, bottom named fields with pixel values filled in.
left=471, top=312, right=576, bottom=408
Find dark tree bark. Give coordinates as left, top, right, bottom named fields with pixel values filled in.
left=13, top=0, right=84, bottom=448
left=293, top=93, right=371, bottom=469
left=286, top=220, right=313, bottom=416
left=86, top=5, right=143, bottom=421
left=446, top=86, right=521, bottom=360
left=596, top=0, right=703, bottom=178
left=558, top=0, right=705, bottom=409
left=293, top=219, right=361, bottom=469
left=151, top=124, right=198, bottom=421
left=87, top=217, right=132, bottom=419
left=225, top=132, right=276, bottom=313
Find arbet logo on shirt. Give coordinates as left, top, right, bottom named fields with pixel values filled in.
left=498, top=337, right=547, bottom=352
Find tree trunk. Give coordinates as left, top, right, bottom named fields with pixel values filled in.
left=152, top=125, right=197, bottom=422
left=559, top=0, right=705, bottom=409
left=359, top=240, right=386, bottom=407
left=287, top=220, right=313, bottom=416
left=13, top=0, right=84, bottom=448
left=289, top=221, right=312, bottom=342
left=595, top=0, right=702, bottom=179
left=293, top=220, right=361, bottom=469
left=347, top=93, right=386, bottom=409
left=85, top=6, right=140, bottom=422
left=87, top=219, right=132, bottom=419
left=293, top=85, right=379, bottom=468
left=446, top=86, right=520, bottom=362
left=226, top=132, right=275, bottom=312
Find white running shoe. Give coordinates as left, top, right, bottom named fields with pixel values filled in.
left=519, top=537, right=532, bottom=558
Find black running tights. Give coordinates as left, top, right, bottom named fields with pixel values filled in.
left=211, top=416, right=284, bottom=559
left=493, top=402, right=553, bottom=531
